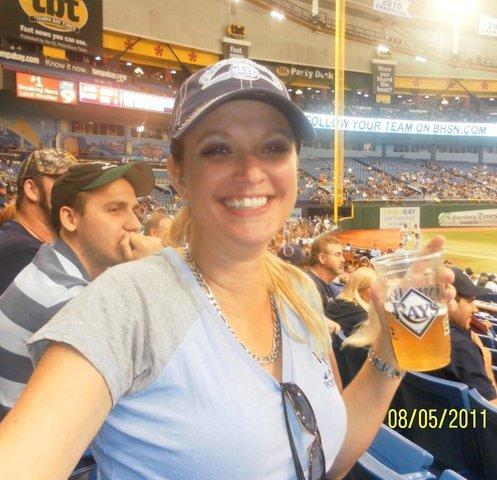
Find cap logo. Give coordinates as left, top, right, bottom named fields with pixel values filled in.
left=88, top=161, right=117, bottom=170
left=198, top=58, right=285, bottom=92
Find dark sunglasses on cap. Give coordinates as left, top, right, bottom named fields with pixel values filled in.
left=281, top=382, right=326, bottom=480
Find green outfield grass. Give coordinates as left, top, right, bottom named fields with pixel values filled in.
left=422, top=228, right=497, bottom=273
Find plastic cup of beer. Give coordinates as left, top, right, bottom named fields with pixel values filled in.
left=371, top=249, right=450, bottom=371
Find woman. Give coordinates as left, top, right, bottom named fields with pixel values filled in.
left=326, top=267, right=377, bottom=336
left=0, top=58, right=454, bottom=480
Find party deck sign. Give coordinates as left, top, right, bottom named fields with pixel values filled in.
left=0, top=0, right=103, bottom=55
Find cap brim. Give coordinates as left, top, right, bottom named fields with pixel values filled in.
left=472, top=285, right=494, bottom=298
left=172, top=88, right=316, bottom=142
left=83, top=161, right=155, bottom=197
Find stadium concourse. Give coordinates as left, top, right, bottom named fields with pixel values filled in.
left=2, top=1, right=497, bottom=480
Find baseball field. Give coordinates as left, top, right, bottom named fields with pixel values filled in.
left=336, top=227, right=497, bottom=273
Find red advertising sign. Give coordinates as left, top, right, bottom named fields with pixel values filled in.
left=79, top=82, right=174, bottom=113
left=16, top=72, right=77, bottom=104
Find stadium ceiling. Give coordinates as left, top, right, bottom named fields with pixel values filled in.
left=300, top=0, right=497, bottom=26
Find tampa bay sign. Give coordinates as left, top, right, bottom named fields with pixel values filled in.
left=18, top=0, right=89, bottom=33
left=0, top=0, right=102, bottom=55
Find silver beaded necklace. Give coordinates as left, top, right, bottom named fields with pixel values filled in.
left=182, top=244, right=281, bottom=364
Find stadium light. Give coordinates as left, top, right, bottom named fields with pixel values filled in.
left=397, top=94, right=403, bottom=98
left=126, top=61, right=132, bottom=66
left=271, top=10, right=285, bottom=21
left=287, top=88, right=293, bottom=92
left=424, top=95, right=430, bottom=99
left=377, top=44, right=390, bottom=54
left=171, top=70, right=177, bottom=74
left=357, top=91, right=362, bottom=95
left=436, top=0, right=477, bottom=20
left=307, top=87, right=312, bottom=90
left=415, top=55, right=427, bottom=63
left=364, top=93, right=369, bottom=97
left=134, top=67, right=144, bottom=75
left=136, top=125, right=145, bottom=133
left=95, top=56, right=101, bottom=61
left=490, top=97, right=495, bottom=101
left=455, top=96, right=460, bottom=100
left=295, top=89, right=303, bottom=95
left=441, top=98, right=449, bottom=105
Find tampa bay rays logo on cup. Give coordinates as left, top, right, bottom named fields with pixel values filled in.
left=198, top=58, right=285, bottom=92
left=390, top=287, right=440, bottom=337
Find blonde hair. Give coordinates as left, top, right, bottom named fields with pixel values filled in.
left=341, top=267, right=381, bottom=348
left=338, top=267, right=376, bottom=312
left=169, top=205, right=330, bottom=353
left=0, top=202, right=16, bottom=226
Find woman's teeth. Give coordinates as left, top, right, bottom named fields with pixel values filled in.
left=224, top=197, right=268, bottom=210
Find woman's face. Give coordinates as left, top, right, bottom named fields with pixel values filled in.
left=172, top=100, right=298, bottom=252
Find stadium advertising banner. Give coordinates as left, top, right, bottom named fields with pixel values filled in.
left=0, top=48, right=128, bottom=83
left=372, top=61, right=395, bottom=95
left=380, top=207, right=420, bottom=229
left=0, top=0, right=102, bottom=55
left=79, top=82, right=175, bottom=113
left=305, top=113, right=497, bottom=137
left=16, top=72, right=77, bottom=104
left=438, top=209, right=497, bottom=227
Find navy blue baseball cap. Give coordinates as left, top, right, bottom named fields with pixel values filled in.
left=169, top=58, right=316, bottom=143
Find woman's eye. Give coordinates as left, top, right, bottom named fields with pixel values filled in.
left=201, top=144, right=230, bottom=156
left=264, top=141, right=289, bottom=154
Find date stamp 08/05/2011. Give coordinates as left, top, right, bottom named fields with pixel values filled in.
left=386, top=408, right=487, bottom=430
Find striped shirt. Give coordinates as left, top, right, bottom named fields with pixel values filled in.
left=0, top=239, right=89, bottom=419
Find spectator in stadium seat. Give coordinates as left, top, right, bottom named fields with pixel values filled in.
left=370, top=243, right=381, bottom=258
left=429, top=268, right=497, bottom=405
left=0, top=149, right=77, bottom=295
left=307, top=233, right=346, bottom=303
left=277, top=242, right=307, bottom=267
left=484, top=274, right=497, bottom=292
left=0, top=58, right=455, bottom=480
left=0, top=160, right=159, bottom=420
left=143, top=210, right=173, bottom=246
left=395, top=242, right=406, bottom=254
left=326, top=267, right=377, bottom=336
left=476, top=272, right=488, bottom=288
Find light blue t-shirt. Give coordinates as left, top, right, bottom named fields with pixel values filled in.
left=29, top=248, right=347, bottom=479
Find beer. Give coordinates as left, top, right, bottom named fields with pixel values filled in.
left=385, top=304, right=450, bottom=371
left=372, top=249, right=451, bottom=372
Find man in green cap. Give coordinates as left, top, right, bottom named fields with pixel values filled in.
left=0, top=160, right=161, bottom=420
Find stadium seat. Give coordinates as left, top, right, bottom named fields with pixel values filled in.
left=439, top=470, right=469, bottom=480
left=478, top=293, right=497, bottom=304
left=398, top=372, right=480, bottom=475
left=345, top=452, right=410, bottom=480
left=467, top=389, right=497, bottom=480
left=368, top=424, right=435, bottom=480
left=487, top=348, right=497, bottom=366
left=475, top=334, right=496, bottom=349
left=68, top=457, right=96, bottom=480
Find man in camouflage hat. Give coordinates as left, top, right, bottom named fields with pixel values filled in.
left=0, top=148, right=78, bottom=294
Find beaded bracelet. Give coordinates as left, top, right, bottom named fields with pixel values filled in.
left=367, top=347, right=406, bottom=379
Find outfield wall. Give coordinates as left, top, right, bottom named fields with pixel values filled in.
left=340, top=203, right=497, bottom=230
